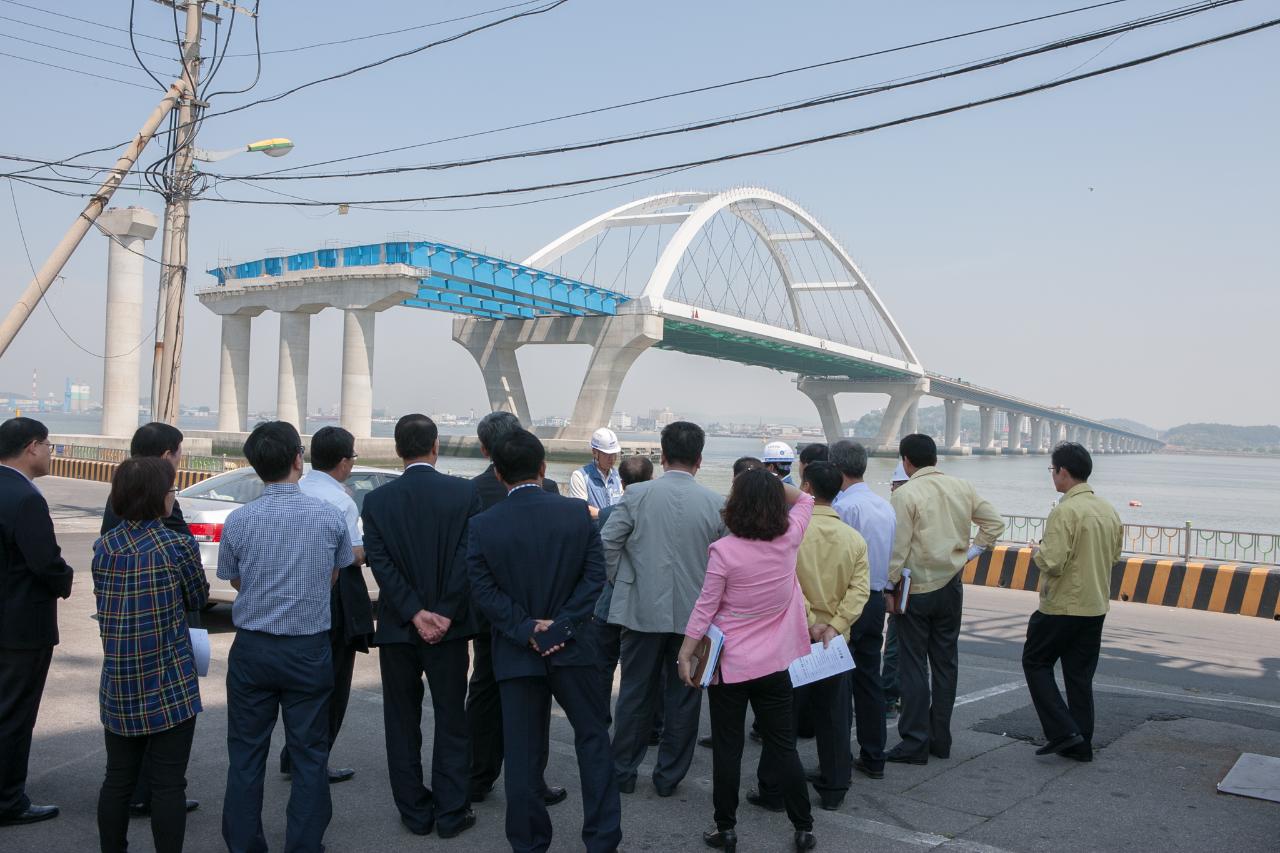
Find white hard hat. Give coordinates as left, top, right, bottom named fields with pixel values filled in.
left=591, top=427, right=621, bottom=455
left=762, top=441, right=796, bottom=464
left=892, top=462, right=909, bottom=483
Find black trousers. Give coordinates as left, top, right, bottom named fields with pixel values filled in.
left=499, top=667, right=621, bottom=853
left=98, top=717, right=196, bottom=853
left=0, top=645, right=53, bottom=816
left=850, top=591, right=888, bottom=769
left=709, top=670, right=812, bottom=832
left=894, top=574, right=963, bottom=757
left=762, top=670, right=851, bottom=799
left=1022, top=611, right=1105, bottom=746
left=380, top=638, right=471, bottom=835
left=882, top=614, right=900, bottom=703
left=466, top=632, right=551, bottom=795
left=223, top=630, right=333, bottom=853
left=279, top=624, right=357, bottom=774
left=611, top=630, right=701, bottom=789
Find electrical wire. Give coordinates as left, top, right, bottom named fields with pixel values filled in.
left=0, top=13, right=176, bottom=60
left=215, top=0, right=1242, bottom=182
left=0, top=0, right=173, bottom=44
left=0, top=50, right=156, bottom=90
left=129, top=0, right=168, bottom=90
left=0, top=32, right=158, bottom=74
left=250, top=0, right=1143, bottom=178
left=202, top=16, right=1280, bottom=207
left=203, top=1, right=263, bottom=100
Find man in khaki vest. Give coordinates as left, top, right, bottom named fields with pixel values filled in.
left=1025, top=441, right=1123, bottom=762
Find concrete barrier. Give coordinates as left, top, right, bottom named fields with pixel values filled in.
left=964, top=545, right=1280, bottom=620
left=49, top=457, right=217, bottom=490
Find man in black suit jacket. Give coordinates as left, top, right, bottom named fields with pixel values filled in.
left=363, top=414, right=481, bottom=839
left=465, top=411, right=566, bottom=807
left=0, top=418, right=73, bottom=828
left=467, top=429, right=621, bottom=853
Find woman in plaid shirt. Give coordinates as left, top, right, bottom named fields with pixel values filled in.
left=93, top=457, right=208, bottom=853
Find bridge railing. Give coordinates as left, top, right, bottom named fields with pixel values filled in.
left=985, top=514, right=1279, bottom=565
left=51, top=443, right=249, bottom=474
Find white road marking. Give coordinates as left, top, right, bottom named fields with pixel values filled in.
left=814, top=807, right=1017, bottom=852
left=954, top=681, right=1025, bottom=706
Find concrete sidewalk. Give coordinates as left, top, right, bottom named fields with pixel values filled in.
left=6, top=477, right=1278, bottom=852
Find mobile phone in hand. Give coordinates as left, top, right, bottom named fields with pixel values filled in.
left=532, top=618, right=575, bottom=653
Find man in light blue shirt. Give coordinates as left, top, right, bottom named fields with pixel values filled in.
left=828, top=440, right=893, bottom=779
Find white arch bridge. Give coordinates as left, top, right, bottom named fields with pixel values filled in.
left=197, top=187, right=1159, bottom=455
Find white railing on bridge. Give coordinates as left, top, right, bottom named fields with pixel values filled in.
left=987, top=514, right=1279, bottom=565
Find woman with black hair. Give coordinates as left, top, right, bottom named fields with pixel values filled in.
left=677, top=469, right=816, bottom=852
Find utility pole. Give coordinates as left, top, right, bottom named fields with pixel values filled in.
left=152, top=0, right=205, bottom=425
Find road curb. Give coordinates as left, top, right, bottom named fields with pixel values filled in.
left=49, top=457, right=216, bottom=489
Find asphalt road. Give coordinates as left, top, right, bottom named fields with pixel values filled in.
left=7, top=477, right=1278, bottom=852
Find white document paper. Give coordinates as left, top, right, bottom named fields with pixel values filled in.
left=189, top=628, right=211, bottom=677
left=787, top=633, right=854, bottom=688
left=700, top=625, right=725, bottom=688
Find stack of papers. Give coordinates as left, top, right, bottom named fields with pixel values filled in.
left=697, top=625, right=725, bottom=688
left=788, top=634, right=855, bottom=687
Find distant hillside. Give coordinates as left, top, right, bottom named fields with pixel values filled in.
left=1161, top=423, right=1280, bottom=454
left=1102, top=418, right=1159, bottom=439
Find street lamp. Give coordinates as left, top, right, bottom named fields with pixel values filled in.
left=192, top=137, right=295, bottom=162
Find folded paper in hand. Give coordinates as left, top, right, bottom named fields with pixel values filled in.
left=690, top=625, right=724, bottom=688
left=885, top=568, right=912, bottom=615
left=787, top=634, right=854, bottom=688
left=189, top=628, right=210, bottom=677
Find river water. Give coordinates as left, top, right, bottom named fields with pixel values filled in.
left=32, top=413, right=1279, bottom=533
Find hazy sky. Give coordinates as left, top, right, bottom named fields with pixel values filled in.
left=2, top=0, right=1277, bottom=429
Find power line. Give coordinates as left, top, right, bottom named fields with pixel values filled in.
left=0, top=13, right=174, bottom=59
left=0, top=31, right=159, bottom=74
left=216, top=0, right=1241, bottom=182
left=252, top=0, right=1142, bottom=178
left=0, top=49, right=157, bottom=90
left=0, top=0, right=173, bottom=44
left=202, top=16, right=1280, bottom=207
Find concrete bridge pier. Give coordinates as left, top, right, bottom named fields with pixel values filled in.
left=900, top=398, right=920, bottom=437
left=1004, top=411, right=1027, bottom=454
left=1028, top=416, right=1048, bottom=454
left=797, top=377, right=928, bottom=454
left=942, top=399, right=965, bottom=452
left=98, top=207, right=159, bottom=437
left=798, top=382, right=843, bottom=447
left=557, top=313, right=663, bottom=442
left=976, top=406, right=998, bottom=454
left=341, top=309, right=376, bottom=438
left=217, top=310, right=261, bottom=433
left=277, top=310, right=318, bottom=433
left=453, top=320, right=532, bottom=424
left=1051, top=422, right=1067, bottom=448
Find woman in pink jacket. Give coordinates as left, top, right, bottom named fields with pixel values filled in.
left=678, top=469, right=816, bottom=853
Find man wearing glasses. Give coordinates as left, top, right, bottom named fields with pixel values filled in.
left=217, top=421, right=353, bottom=853
left=277, top=425, right=374, bottom=785
left=0, top=417, right=73, bottom=827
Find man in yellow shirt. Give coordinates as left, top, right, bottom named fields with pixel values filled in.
left=887, top=435, right=1004, bottom=764
left=790, top=461, right=870, bottom=809
left=1024, top=442, right=1122, bottom=762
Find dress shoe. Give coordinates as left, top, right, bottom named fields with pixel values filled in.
left=469, top=783, right=494, bottom=803
left=1060, top=744, right=1093, bottom=762
left=400, top=816, right=433, bottom=836
left=0, top=804, right=59, bottom=826
left=794, top=830, right=817, bottom=851
left=818, top=792, right=845, bottom=811
left=854, top=758, right=884, bottom=780
left=128, top=800, right=198, bottom=818
left=437, top=810, right=476, bottom=839
left=745, top=788, right=784, bottom=813
left=885, top=748, right=927, bottom=765
left=703, top=827, right=737, bottom=851
left=542, top=785, right=568, bottom=806
left=654, top=783, right=677, bottom=798
left=929, top=747, right=950, bottom=760
left=617, top=777, right=636, bottom=794
left=1035, top=733, right=1084, bottom=756
left=328, top=767, right=355, bottom=784
left=698, top=734, right=714, bottom=748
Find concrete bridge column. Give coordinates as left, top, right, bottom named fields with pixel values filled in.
left=1027, top=417, right=1047, bottom=454
left=559, top=313, right=664, bottom=442
left=1053, top=422, right=1068, bottom=447
left=217, top=312, right=255, bottom=433
left=799, top=384, right=843, bottom=445
left=276, top=310, right=314, bottom=432
left=797, top=377, right=928, bottom=455
left=1083, top=428, right=1096, bottom=452
left=977, top=406, right=998, bottom=454
left=1004, top=411, right=1026, bottom=454
left=943, top=399, right=964, bottom=450
left=98, top=207, right=159, bottom=437
left=341, top=308, right=376, bottom=438
left=453, top=320, right=531, bottom=424
left=900, top=398, right=920, bottom=438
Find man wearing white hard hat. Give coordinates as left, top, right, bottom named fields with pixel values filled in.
left=762, top=441, right=797, bottom=485
left=569, top=428, right=624, bottom=519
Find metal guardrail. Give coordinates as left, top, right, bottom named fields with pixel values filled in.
left=991, top=513, right=1279, bottom=565
left=51, top=444, right=248, bottom=474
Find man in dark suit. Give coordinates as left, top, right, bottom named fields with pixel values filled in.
left=465, top=411, right=566, bottom=807
left=467, top=429, right=621, bottom=853
left=98, top=421, right=202, bottom=817
left=363, top=414, right=480, bottom=839
left=0, top=417, right=73, bottom=828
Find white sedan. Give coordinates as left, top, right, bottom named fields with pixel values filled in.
left=178, top=464, right=399, bottom=604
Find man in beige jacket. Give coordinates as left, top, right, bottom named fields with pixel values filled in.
left=1024, top=441, right=1122, bottom=762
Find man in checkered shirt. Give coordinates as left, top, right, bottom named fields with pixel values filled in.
left=217, top=421, right=353, bottom=853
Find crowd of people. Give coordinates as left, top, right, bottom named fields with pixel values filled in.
left=0, top=411, right=1124, bottom=853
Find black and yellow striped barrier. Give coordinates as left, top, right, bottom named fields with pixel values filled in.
left=50, top=457, right=217, bottom=490
left=962, top=545, right=1280, bottom=620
